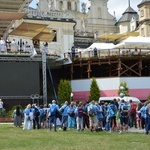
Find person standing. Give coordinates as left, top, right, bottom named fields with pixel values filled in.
left=49, top=100, right=59, bottom=131
left=96, top=102, right=104, bottom=131
left=140, top=102, right=147, bottom=129
left=0, top=99, right=4, bottom=117
left=67, top=101, right=76, bottom=129
left=107, top=101, right=117, bottom=133
left=145, top=102, right=150, bottom=135
left=0, top=37, right=6, bottom=51
left=12, top=105, right=23, bottom=127
left=23, top=104, right=33, bottom=130
left=59, top=101, right=69, bottom=131
left=32, top=104, right=40, bottom=129
left=87, top=101, right=98, bottom=132
left=118, top=100, right=129, bottom=134
left=129, top=100, right=137, bottom=128
left=75, top=102, right=84, bottom=131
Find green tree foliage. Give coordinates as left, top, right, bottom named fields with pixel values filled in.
left=118, top=81, right=129, bottom=97
left=148, top=95, right=150, bottom=101
left=58, top=79, right=72, bottom=105
left=89, top=78, right=100, bottom=101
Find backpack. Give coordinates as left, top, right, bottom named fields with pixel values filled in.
left=120, top=105, right=128, bottom=117
left=34, top=108, right=40, bottom=117
left=88, top=108, right=94, bottom=117
left=131, top=103, right=137, bottom=114
left=39, top=108, right=45, bottom=118
left=50, top=105, right=57, bottom=116
left=109, top=105, right=115, bottom=116
left=77, top=106, right=83, bottom=117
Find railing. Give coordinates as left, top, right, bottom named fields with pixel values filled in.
left=0, top=44, right=62, bottom=58
left=71, top=49, right=150, bottom=60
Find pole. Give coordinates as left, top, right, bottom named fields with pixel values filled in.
left=42, top=47, right=47, bottom=105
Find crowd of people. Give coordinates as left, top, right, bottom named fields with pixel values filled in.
left=16, top=98, right=150, bottom=135
left=0, top=37, right=31, bottom=53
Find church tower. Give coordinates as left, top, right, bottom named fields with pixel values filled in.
left=138, top=0, right=150, bottom=37
left=86, top=0, right=117, bottom=37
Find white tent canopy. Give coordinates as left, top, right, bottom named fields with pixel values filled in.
left=115, top=36, right=150, bottom=49
left=87, top=42, right=115, bottom=51
left=81, top=42, right=116, bottom=54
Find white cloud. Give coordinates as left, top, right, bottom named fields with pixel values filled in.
left=107, top=0, right=142, bottom=20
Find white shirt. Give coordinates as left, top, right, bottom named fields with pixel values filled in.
left=0, top=101, right=3, bottom=109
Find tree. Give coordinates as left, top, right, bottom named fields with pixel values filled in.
left=58, top=79, right=72, bottom=105
left=89, top=78, right=100, bottom=101
left=118, top=81, right=129, bottom=97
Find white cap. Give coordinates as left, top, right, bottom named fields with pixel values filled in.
left=52, top=100, right=56, bottom=103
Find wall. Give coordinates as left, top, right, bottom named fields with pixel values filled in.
left=71, top=77, right=150, bottom=102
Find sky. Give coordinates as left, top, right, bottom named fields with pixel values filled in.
left=30, top=0, right=142, bottom=20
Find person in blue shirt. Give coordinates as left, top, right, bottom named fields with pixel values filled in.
left=95, top=102, right=104, bottom=131
left=67, top=101, right=76, bottom=129
left=140, top=102, right=147, bottom=129
left=59, top=101, right=69, bottom=131
left=23, top=104, right=33, bottom=130
left=145, top=102, right=150, bottom=135
left=49, top=100, right=59, bottom=132
left=87, top=101, right=98, bottom=132
left=118, top=99, right=129, bottom=134
left=107, top=101, right=117, bottom=133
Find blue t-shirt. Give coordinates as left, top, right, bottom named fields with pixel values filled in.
left=107, top=104, right=117, bottom=117
left=140, top=106, right=147, bottom=118
left=97, top=105, right=104, bottom=119
left=60, top=104, right=69, bottom=116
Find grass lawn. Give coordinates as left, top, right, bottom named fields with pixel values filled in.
left=0, top=124, right=149, bottom=150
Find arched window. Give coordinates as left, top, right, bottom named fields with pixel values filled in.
left=67, top=0, right=71, bottom=10
left=75, top=2, right=77, bottom=11
left=59, top=1, right=63, bottom=10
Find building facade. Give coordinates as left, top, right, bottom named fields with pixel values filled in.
left=138, top=0, right=150, bottom=37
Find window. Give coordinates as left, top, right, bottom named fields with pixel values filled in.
left=141, top=28, right=144, bottom=36
left=97, top=7, right=101, bottom=18
left=140, top=10, right=144, bottom=17
left=67, top=0, right=71, bottom=10
left=59, top=1, right=63, bottom=10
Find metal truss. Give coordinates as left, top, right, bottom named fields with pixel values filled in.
left=0, top=57, right=42, bottom=62
left=0, top=96, right=43, bottom=99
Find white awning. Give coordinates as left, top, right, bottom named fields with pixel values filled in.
left=115, top=36, right=150, bottom=49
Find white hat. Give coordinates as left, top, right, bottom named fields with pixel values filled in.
left=52, top=100, right=56, bottom=103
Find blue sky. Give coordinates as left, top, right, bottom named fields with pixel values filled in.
left=30, top=0, right=142, bottom=20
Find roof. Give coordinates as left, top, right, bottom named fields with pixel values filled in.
left=87, top=43, right=115, bottom=50
left=138, top=0, right=150, bottom=7
left=117, top=6, right=138, bottom=23
left=10, top=21, right=56, bottom=42
left=114, top=36, right=150, bottom=49
left=0, top=0, right=31, bottom=37
left=99, top=31, right=139, bottom=42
